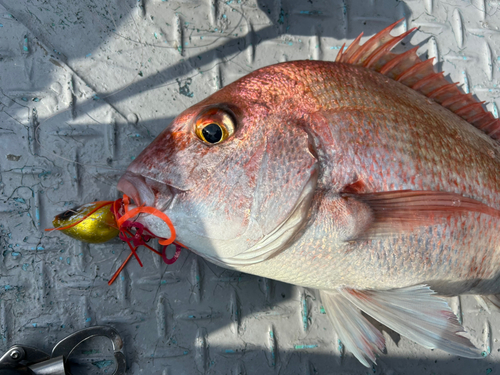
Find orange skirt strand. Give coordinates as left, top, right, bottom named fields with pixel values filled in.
left=45, top=195, right=186, bottom=285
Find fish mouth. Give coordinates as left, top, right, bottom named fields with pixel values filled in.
left=117, top=171, right=156, bottom=207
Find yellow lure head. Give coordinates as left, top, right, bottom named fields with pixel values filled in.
left=51, top=201, right=119, bottom=243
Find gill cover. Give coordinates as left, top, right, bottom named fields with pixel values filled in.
left=123, top=106, right=318, bottom=262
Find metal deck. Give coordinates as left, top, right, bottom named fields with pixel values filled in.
left=0, top=0, right=499, bottom=373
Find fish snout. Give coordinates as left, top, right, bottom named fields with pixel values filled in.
left=117, top=171, right=156, bottom=207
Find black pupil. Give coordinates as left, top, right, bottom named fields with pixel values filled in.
left=202, top=123, right=223, bottom=144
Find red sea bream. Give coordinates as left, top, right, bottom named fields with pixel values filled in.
left=116, top=20, right=500, bottom=366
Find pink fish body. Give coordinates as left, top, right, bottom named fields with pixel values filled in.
left=117, top=20, right=500, bottom=366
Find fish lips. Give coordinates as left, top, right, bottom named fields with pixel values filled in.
left=117, top=171, right=174, bottom=211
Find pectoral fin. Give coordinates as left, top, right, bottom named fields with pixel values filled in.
left=484, top=294, right=500, bottom=310
left=321, top=285, right=481, bottom=367
left=341, top=190, right=500, bottom=240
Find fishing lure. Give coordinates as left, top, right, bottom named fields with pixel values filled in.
left=45, top=196, right=183, bottom=285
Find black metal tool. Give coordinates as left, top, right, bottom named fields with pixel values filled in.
left=0, top=326, right=126, bottom=375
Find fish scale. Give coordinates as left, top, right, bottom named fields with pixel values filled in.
left=111, top=20, right=500, bottom=366
left=302, top=63, right=500, bottom=199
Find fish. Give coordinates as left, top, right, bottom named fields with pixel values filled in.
left=116, top=19, right=500, bottom=366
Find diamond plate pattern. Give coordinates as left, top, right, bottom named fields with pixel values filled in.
left=0, top=0, right=499, bottom=374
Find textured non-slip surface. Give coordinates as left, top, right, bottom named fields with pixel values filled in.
left=0, top=0, right=499, bottom=374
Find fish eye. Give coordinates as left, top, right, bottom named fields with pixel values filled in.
left=195, top=108, right=235, bottom=145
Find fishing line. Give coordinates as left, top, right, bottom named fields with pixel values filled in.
left=102, top=0, right=250, bottom=51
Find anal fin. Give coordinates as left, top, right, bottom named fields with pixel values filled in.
left=345, top=286, right=481, bottom=358
left=321, top=285, right=481, bottom=367
left=319, top=290, right=385, bottom=367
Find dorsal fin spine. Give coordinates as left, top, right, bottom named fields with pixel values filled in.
left=379, top=47, right=419, bottom=76
left=469, top=112, right=491, bottom=125
left=341, top=33, right=364, bottom=62
left=490, top=130, right=500, bottom=138
left=427, top=82, right=458, bottom=100
left=364, top=28, right=416, bottom=69
left=335, top=43, right=346, bottom=62
left=396, top=58, right=435, bottom=85
left=411, top=72, right=444, bottom=91
left=340, top=19, right=500, bottom=141
left=455, top=102, right=485, bottom=117
left=443, top=93, right=474, bottom=111
left=483, top=119, right=499, bottom=132
left=348, top=21, right=402, bottom=65
left=440, top=96, right=462, bottom=108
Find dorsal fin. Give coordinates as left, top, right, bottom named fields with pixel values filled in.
left=336, top=19, right=500, bottom=141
